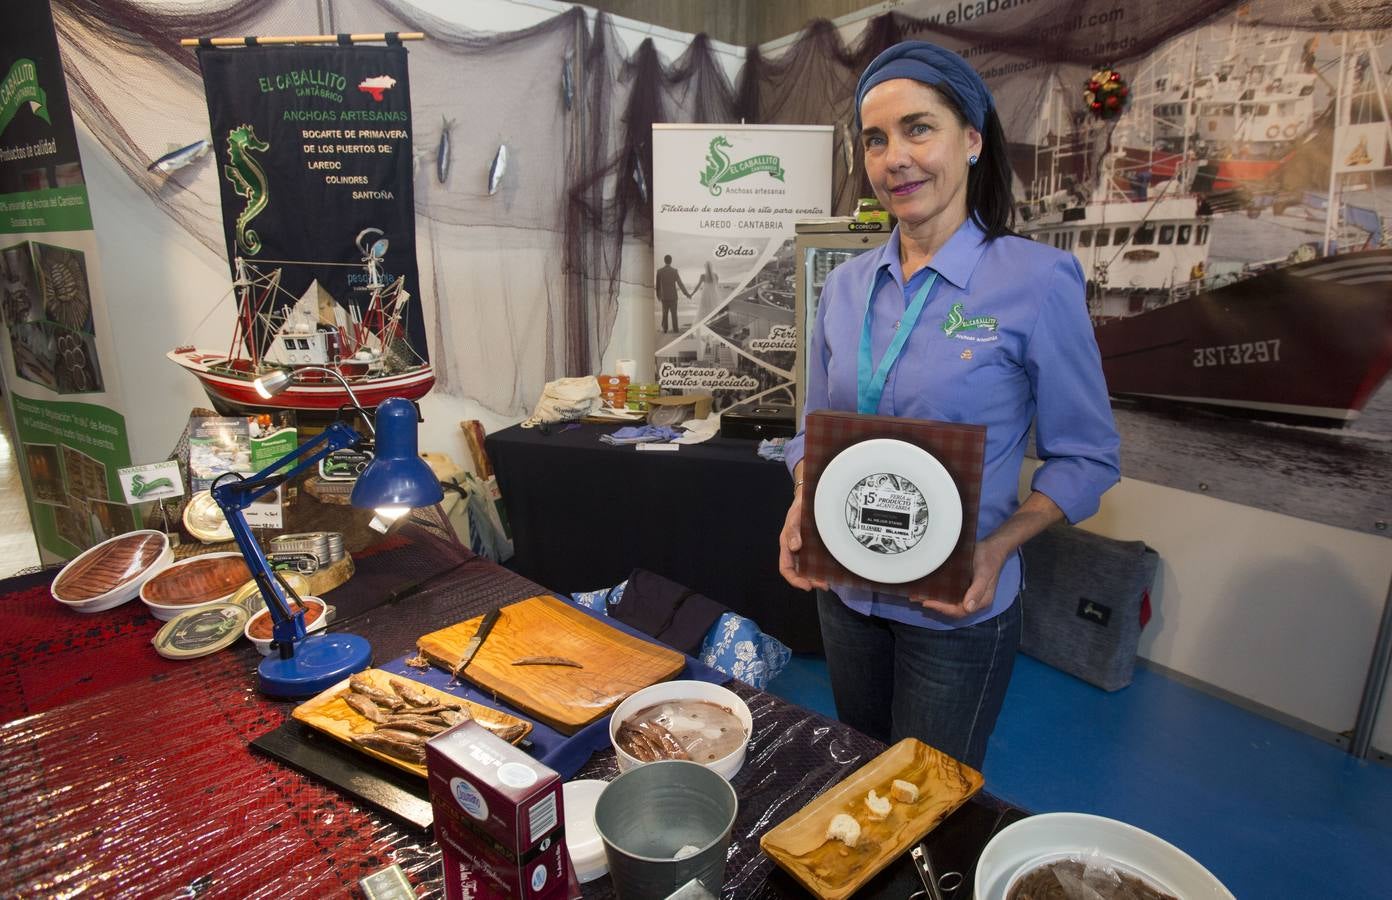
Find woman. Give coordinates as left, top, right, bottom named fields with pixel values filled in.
left=778, top=42, right=1120, bottom=769
left=694, top=261, right=721, bottom=355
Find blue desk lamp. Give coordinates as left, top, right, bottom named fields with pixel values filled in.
left=212, top=367, right=443, bottom=698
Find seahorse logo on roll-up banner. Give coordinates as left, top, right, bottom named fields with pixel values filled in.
left=698, top=135, right=786, bottom=196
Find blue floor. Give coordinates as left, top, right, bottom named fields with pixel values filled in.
left=765, top=652, right=1392, bottom=899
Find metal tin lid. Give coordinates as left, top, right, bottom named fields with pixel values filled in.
left=563, top=779, right=608, bottom=883
left=228, top=572, right=312, bottom=615
left=182, top=491, right=234, bottom=543
left=152, top=602, right=248, bottom=659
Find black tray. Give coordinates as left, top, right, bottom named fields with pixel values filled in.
left=251, top=718, right=434, bottom=831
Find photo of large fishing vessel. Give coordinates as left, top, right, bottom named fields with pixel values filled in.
left=1010, top=25, right=1390, bottom=533
left=1017, top=29, right=1390, bottom=428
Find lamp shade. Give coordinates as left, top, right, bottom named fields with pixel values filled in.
left=254, top=368, right=293, bottom=399
left=350, top=397, right=443, bottom=511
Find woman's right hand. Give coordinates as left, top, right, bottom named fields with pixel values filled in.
left=779, top=490, right=828, bottom=592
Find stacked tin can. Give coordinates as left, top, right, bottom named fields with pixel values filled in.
left=597, top=374, right=630, bottom=410
left=626, top=382, right=660, bottom=412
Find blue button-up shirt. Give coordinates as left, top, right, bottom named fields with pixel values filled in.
left=786, top=219, right=1120, bottom=630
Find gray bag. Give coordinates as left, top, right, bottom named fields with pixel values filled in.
left=1018, top=524, right=1159, bottom=691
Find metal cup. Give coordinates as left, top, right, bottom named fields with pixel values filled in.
left=594, top=760, right=738, bottom=899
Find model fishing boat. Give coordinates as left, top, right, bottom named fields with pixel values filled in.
left=169, top=228, right=434, bottom=413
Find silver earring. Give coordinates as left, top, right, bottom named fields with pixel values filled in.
left=968, top=154, right=979, bottom=167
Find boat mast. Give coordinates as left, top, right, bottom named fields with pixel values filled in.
left=1322, top=34, right=1349, bottom=254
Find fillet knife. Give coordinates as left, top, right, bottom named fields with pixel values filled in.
left=453, top=607, right=501, bottom=676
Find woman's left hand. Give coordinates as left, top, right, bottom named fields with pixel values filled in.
left=912, top=537, right=1008, bottom=618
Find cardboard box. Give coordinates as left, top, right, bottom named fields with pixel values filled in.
left=645, top=393, right=713, bottom=421
left=427, top=721, right=572, bottom=899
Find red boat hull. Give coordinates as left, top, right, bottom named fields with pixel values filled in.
left=1095, top=250, right=1392, bottom=424
left=167, top=350, right=434, bottom=413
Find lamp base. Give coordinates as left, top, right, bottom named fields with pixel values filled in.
left=257, top=632, right=373, bottom=698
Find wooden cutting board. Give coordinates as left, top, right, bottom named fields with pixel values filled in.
left=417, top=595, right=686, bottom=734
left=760, top=738, right=983, bottom=900
left=291, top=668, right=532, bottom=778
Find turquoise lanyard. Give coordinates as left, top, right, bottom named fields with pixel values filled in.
left=856, top=267, right=939, bottom=414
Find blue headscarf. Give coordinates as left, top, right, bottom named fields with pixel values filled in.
left=854, top=41, right=994, bottom=133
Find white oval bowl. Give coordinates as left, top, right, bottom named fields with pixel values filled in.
left=139, top=551, right=249, bottom=621
left=609, top=679, right=752, bottom=780
left=53, top=530, right=173, bottom=613
left=243, top=596, right=327, bottom=656
left=974, top=812, right=1234, bottom=900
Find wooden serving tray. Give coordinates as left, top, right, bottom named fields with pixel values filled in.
left=759, top=738, right=983, bottom=900
left=417, top=595, right=686, bottom=734
left=291, top=669, right=532, bottom=778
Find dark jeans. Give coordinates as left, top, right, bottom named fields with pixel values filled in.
left=816, top=589, right=1021, bottom=770
left=660, top=299, right=679, bottom=332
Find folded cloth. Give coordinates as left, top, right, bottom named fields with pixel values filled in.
left=572, top=579, right=792, bottom=689
left=610, top=569, right=729, bottom=657
left=757, top=437, right=789, bottom=461
left=598, top=424, right=683, bottom=445
left=700, top=611, right=792, bottom=690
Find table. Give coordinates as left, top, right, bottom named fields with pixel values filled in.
left=0, top=524, right=1023, bottom=897
left=487, top=422, right=823, bottom=653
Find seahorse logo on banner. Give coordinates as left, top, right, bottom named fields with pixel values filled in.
left=0, top=58, right=50, bottom=136
left=223, top=124, right=270, bottom=255
left=698, top=135, right=785, bottom=197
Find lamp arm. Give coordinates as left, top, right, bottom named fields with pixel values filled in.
left=286, top=366, right=376, bottom=436
left=211, top=421, right=364, bottom=657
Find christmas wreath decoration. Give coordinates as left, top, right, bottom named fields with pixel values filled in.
left=1084, top=68, right=1129, bottom=120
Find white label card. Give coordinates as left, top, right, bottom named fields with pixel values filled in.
left=117, top=460, right=185, bottom=505
left=244, top=484, right=285, bottom=529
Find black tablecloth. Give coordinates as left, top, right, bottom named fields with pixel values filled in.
left=487, top=422, right=822, bottom=652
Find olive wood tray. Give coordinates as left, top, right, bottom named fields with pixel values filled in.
left=760, top=737, right=984, bottom=900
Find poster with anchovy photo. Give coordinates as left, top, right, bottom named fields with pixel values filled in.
left=652, top=125, right=831, bottom=411
left=197, top=43, right=428, bottom=362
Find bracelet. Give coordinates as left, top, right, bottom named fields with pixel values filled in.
left=794, top=479, right=805, bottom=488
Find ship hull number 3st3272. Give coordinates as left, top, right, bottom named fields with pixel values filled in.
left=1192, top=339, right=1281, bottom=368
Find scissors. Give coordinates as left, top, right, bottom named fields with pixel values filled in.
left=909, top=842, right=964, bottom=900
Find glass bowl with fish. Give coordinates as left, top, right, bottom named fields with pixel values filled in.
left=244, top=596, right=327, bottom=656
left=608, top=679, right=752, bottom=780
left=139, top=551, right=253, bottom=621
left=974, top=812, right=1233, bottom=900
left=53, top=530, right=172, bottom=613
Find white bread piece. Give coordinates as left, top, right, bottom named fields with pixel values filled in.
left=890, top=779, right=919, bottom=803
left=825, top=812, right=861, bottom=847
left=864, top=789, right=891, bottom=820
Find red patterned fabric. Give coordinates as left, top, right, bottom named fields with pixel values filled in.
left=0, top=580, right=180, bottom=721
left=798, top=410, right=985, bottom=603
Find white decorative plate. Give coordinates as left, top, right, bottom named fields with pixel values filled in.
left=812, top=438, right=962, bottom=584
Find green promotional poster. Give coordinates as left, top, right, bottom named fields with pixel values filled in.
left=0, top=0, right=135, bottom=562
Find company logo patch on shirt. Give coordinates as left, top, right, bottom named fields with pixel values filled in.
left=960, top=349, right=973, bottom=360
left=941, top=303, right=999, bottom=342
